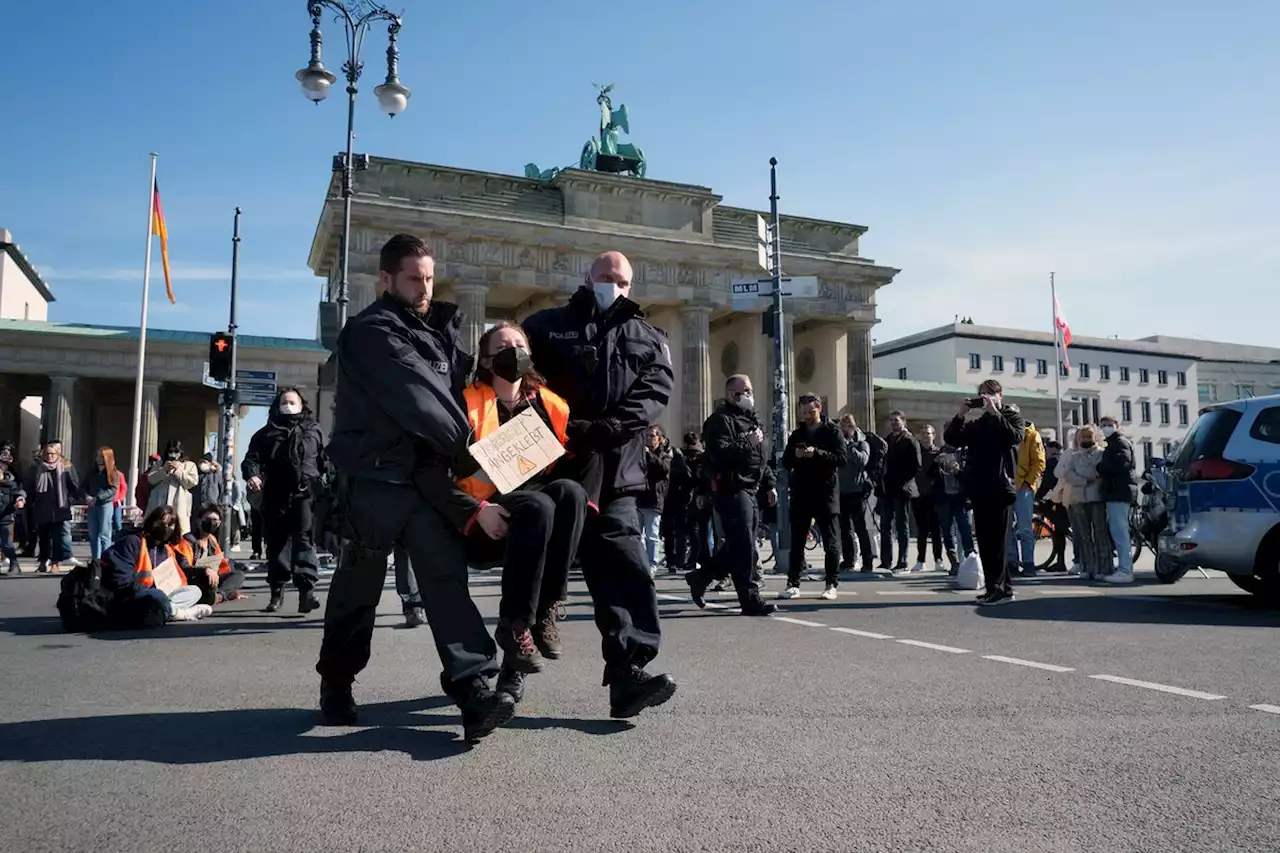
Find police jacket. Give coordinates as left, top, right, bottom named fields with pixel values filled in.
left=783, top=419, right=847, bottom=514
left=327, top=293, right=472, bottom=485
left=242, top=411, right=325, bottom=510
left=702, top=401, right=768, bottom=494
left=943, top=406, right=1026, bottom=502
left=523, top=287, right=674, bottom=497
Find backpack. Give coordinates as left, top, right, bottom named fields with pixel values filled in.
left=56, top=562, right=114, bottom=632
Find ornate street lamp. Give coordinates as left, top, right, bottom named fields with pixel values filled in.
left=297, top=0, right=410, bottom=331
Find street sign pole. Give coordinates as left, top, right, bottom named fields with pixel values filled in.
left=218, top=207, right=241, bottom=552
left=769, top=157, right=793, bottom=578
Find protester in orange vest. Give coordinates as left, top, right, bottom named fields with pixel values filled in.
left=97, top=504, right=212, bottom=625
left=178, top=503, right=248, bottom=606
left=416, top=322, right=596, bottom=699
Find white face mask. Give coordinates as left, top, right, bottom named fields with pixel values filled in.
left=278, top=402, right=302, bottom=416
left=591, top=281, right=622, bottom=310
left=737, top=392, right=755, bottom=411
left=1101, top=425, right=1116, bottom=438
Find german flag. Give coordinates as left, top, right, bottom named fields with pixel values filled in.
left=151, top=181, right=174, bottom=304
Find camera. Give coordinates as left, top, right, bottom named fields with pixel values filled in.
left=966, top=397, right=985, bottom=409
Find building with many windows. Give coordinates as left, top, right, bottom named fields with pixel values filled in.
left=1136, top=336, right=1280, bottom=408
left=873, top=322, right=1199, bottom=472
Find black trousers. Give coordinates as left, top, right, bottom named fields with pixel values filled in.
left=317, top=479, right=498, bottom=701
left=1048, top=502, right=1071, bottom=566
left=788, top=506, right=841, bottom=587
left=467, top=479, right=587, bottom=626
left=263, top=495, right=319, bottom=592
left=190, top=568, right=247, bottom=607
left=838, top=490, right=874, bottom=570
left=692, top=489, right=762, bottom=606
left=879, top=494, right=911, bottom=568
left=577, top=495, right=661, bottom=679
left=912, top=496, right=943, bottom=563
left=249, top=508, right=264, bottom=555
left=971, top=498, right=1014, bottom=596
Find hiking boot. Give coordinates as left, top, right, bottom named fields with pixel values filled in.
left=608, top=667, right=678, bottom=719
left=496, top=619, right=543, bottom=674
left=532, top=601, right=564, bottom=659
left=298, top=589, right=320, bottom=614
left=264, top=589, right=285, bottom=612
left=496, top=666, right=526, bottom=705
left=319, top=680, right=358, bottom=725
left=460, top=688, right=516, bottom=743
left=686, top=571, right=709, bottom=609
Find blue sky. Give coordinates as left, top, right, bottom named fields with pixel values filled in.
left=2, top=0, right=1276, bottom=354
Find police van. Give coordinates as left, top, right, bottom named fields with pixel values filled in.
left=1160, top=394, right=1280, bottom=602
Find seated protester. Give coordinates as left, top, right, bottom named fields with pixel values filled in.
left=415, top=322, right=593, bottom=690
left=178, top=504, right=248, bottom=606
left=100, top=504, right=213, bottom=625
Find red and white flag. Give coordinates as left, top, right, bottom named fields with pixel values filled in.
left=1054, top=296, right=1072, bottom=369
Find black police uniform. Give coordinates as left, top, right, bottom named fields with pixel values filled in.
left=689, top=400, right=776, bottom=614
left=523, top=286, right=676, bottom=700
left=782, top=418, right=847, bottom=588
left=316, top=293, right=505, bottom=727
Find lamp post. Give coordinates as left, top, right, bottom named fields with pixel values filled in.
left=296, top=0, right=410, bottom=332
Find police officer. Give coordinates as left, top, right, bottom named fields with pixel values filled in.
left=523, top=250, right=677, bottom=719
left=316, top=233, right=513, bottom=743
left=687, top=374, right=777, bottom=616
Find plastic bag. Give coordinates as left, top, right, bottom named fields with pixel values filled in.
left=955, top=552, right=984, bottom=591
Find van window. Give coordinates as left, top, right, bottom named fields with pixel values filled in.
left=1173, top=407, right=1242, bottom=468
left=1248, top=406, right=1280, bottom=445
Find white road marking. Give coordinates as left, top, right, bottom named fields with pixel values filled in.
left=895, top=639, right=970, bottom=654
left=1089, top=674, right=1227, bottom=700
left=656, top=593, right=685, bottom=601
left=829, top=627, right=894, bottom=640
left=982, top=655, right=1075, bottom=673
left=1036, top=588, right=1102, bottom=596
left=1248, top=704, right=1280, bottom=715
left=774, top=616, right=827, bottom=628
left=876, top=590, right=940, bottom=596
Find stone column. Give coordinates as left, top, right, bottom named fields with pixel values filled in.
left=0, top=378, right=21, bottom=448
left=680, top=306, right=713, bottom=433
left=45, top=376, right=76, bottom=457
left=454, top=285, right=489, bottom=360
left=846, top=320, right=875, bottom=431
left=140, top=381, right=162, bottom=463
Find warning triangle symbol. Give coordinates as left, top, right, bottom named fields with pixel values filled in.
left=516, top=455, right=537, bottom=475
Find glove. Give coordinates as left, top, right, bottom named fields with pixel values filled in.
left=566, top=418, right=622, bottom=453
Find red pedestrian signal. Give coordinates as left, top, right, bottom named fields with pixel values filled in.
left=209, top=332, right=234, bottom=382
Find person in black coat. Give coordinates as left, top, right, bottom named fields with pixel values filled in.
left=664, top=432, right=704, bottom=573
left=243, top=387, right=326, bottom=614
left=943, top=380, right=1026, bottom=605
left=880, top=411, right=921, bottom=571
left=637, top=424, right=672, bottom=572
left=0, top=442, right=25, bottom=574
left=780, top=394, right=847, bottom=598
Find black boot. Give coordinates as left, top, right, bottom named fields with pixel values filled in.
left=460, top=688, right=516, bottom=743
left=685, top=571, right=709, bottom=609
left=264, top=588, right=285, bottom=612
left=608, top=666, right=678, bottom=719
left=319, top=680, right=357, bottom=725
left=496, top=666, right=526, bottom=705
left=740, top=596, right=777, bottom=616
left=298, top=588, right=320, bottom=614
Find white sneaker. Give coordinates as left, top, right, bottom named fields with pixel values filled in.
left=911, top=561, right=925, bottom=573
left=170, top=607, right=199, bottom=622
left=1067, top=563, right=1082, bottom=576
left=1101, top=571, right=1134, bottom=585
left=820, top=585, right=838, bottom=600
left=191, top=603, right=214, bottom=619
left=934, top=561, right=946, bottom=574
left=777, top=586, right=800, bottom=600
left=64, top=557, right=84, bottom=569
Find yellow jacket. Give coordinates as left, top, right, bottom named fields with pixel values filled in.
left=1015, top=423, right=1046, bottom=492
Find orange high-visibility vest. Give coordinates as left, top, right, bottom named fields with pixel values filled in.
left=458, top=383, right=570, bottom=502
left=177, top=535, right=232, bottom=576
left=135, top=538, right=188, bottom=588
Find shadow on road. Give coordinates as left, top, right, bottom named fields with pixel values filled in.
left=974, top=593, right=1280, bottom=628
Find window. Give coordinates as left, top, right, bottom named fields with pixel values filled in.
left=1092, top=398, right=1101, bottom=424
left=1178, top=403, right=1189, bottom=426
left=1014, top=357, right=1027, bottom=374
left=1036, top=358, right=1048, bottom=376
left=1248, top=407, right=1280, bottom=444
left=968, top=353, right=981, bottom=370
left=1157, top=369, right=1168, bottom=385
left=1143, top=441, right=1154, bottom=465
left=1099, top=364, right=1110, bottom=381
left=1159, top=402, right=1171, bottom=425
left=1236, top=383, right=1255, bottom=399
left=1162, top=441, right=1174, bottom=458
left=897, top=367, right=908, bottom=380
left=1176, top=371, right=1187, bottom=388
left=1140, top=401, right=1152, bottom=423
left=1119, top=366, right=1131, bottom=382
left=1138, top=368, right=1150, bottom=384
left=1071, top=407, right=1081, bottom=426
left=1120, top=400, right=1133, bottom=423
left=1079, top=363, right=1090, bottom=379
left=992, top=355, right=1004, bottom=372
left=1198, top=382, right=1217, bottom=403
left=1059, top=361, right=1070, bottom=377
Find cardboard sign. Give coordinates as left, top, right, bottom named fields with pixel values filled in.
left=151, top=557, right=184, bottom=596
left=194, top=554, right=224, bottom=573
left=468, top=406, right=566, bottom=495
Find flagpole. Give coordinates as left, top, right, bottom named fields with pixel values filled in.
left=1051, top=271, right=1064, bottom=441
left=126, top=152, right=158, bottom=517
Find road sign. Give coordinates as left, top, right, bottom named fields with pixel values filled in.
left=756, top=214, right=773, bottom=272
left=730, top=275, right=820, bottom=307
left=237, top=390, right=277, bottom=407
left=236, top=380, right=277, bottom=394
left=202, top=362, right=227, bottom=390
left=236, top=369, right=276, bottom=382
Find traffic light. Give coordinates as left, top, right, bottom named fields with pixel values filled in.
left=209, top=332, right=234, bottom=382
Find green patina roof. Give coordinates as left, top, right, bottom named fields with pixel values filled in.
left=0, top=319, right=327, bottom=352
left=872, top=377, right=1059, bottom=401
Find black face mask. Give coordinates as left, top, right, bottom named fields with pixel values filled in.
left=165, top=453, right=181, bottom=462
left=1080, top=441, right=1095, bottom=449
left=199, top=518, right=220, bottom=535
left=491, top=347, right=534, bottom=383
left=147, top=523, right=179, bottom=545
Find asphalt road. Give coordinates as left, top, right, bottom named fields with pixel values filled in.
left=1, top=541, right=1278, bottom=853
